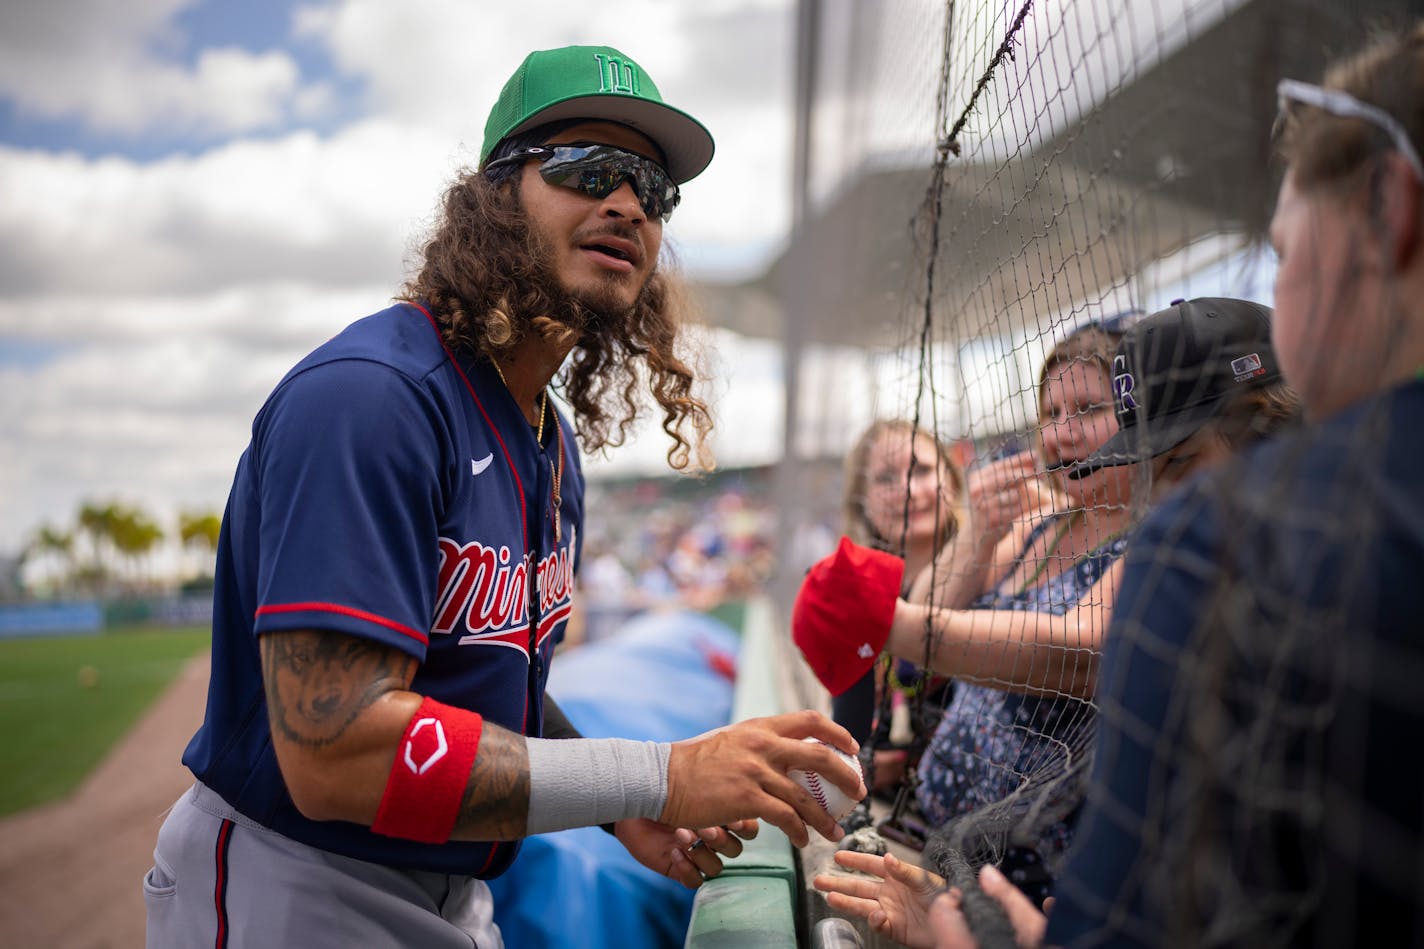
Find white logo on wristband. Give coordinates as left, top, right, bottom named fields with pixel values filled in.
left=404, top=717, right=449, bottom=774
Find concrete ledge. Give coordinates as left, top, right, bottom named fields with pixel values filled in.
left=716, top=827, right=798, bottom=905
left=684, top=594, right=905, bottom=949
left=686, top=596, right=800, bottom=947
left=684, top=874, right=798, bottom=949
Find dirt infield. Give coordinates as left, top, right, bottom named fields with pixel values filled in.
left=0, top=653, right=210, bottom=949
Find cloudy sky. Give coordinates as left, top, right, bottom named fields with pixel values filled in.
left=0, top=0, right=798, bottom=559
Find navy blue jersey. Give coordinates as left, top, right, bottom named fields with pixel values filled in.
left=183, top=302, right=584, bottom=876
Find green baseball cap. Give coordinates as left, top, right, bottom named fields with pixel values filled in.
left=481, top=45, right=715, bottom=185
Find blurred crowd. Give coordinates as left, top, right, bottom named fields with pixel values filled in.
left=570, top=475, right=785, bottom=643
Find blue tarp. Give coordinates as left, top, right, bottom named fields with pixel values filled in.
left=0, top=600, right=102, bottom=636
left=487, top=609, right=741, bottom=949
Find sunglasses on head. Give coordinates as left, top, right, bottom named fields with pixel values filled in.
left=1276, top=78, right=1424, bottom=183
left=485, top=143, right=681, bottom=221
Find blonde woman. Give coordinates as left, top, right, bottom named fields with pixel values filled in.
left=834, top=421, right=965, bottom=800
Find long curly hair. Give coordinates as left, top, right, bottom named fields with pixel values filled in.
left=399, top=159, right=714, bottom=471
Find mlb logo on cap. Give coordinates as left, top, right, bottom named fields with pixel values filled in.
left=1231, top=352, right=1265, bottom=381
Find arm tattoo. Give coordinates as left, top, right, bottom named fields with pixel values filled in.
left=456, top=727, right=531, bottom=840
left=261, top=630, right=414, bottom=750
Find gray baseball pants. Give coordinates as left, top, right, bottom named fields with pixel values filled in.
left=144, top=782, right=503, bottom=948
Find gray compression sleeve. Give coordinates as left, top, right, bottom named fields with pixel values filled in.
left=525, top=737, right=671, bottom=835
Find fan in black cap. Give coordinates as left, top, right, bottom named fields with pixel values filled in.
left=1070, top=297, right=1281, bottom=478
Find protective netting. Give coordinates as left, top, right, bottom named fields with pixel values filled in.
left=784, top=1, right=1419, bottom=945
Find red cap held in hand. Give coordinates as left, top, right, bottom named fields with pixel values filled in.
left=792, top=536, right=904, bottom=697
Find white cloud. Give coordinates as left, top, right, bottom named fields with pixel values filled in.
left=0, top=119, right=461, bottom=296
left=0, top=0, right=800, bottom=556
left=0, top=0, right=795, bottom=292
left=297, top=1, right=693, bottom=131
left=0, top=0, right=311, bottom=138
left=0, top=281, right=393, bottom=552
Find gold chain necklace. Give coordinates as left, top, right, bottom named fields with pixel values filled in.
left=491, top=359, right=564, bottom=542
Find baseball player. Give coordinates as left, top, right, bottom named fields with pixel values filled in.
left=144, top=44, right=864, bottom=948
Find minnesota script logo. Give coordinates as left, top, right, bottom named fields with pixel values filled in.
left=431, top=527, right=576, bottom=654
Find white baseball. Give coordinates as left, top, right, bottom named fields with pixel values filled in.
left=787, top=737, right=863, bottom=822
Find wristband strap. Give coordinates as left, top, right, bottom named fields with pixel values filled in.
left=371, top=696, right=483, bottom=843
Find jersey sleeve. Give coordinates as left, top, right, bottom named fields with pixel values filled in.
left=249, top=357, right=450, bottom=658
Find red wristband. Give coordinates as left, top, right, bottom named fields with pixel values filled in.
left=371, top=696, right=483, bottom=844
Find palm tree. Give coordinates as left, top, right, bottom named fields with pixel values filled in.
left=109, top=504, right=164, bottom=589
left=29, top=523, right=74, bottom=564
left=75, top=502, right=119, bottom=593
left=178, top=510, right=222, bottom=582
left=20, top=524, right=75, bottom=596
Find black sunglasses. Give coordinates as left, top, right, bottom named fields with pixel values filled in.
left=486, top=143, right=681, bottom=222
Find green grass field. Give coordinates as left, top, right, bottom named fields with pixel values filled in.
left=0, top=625, right=212, bottom=818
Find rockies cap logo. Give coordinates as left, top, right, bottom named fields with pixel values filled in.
left=1113, top=353, right=1137, bottom=415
